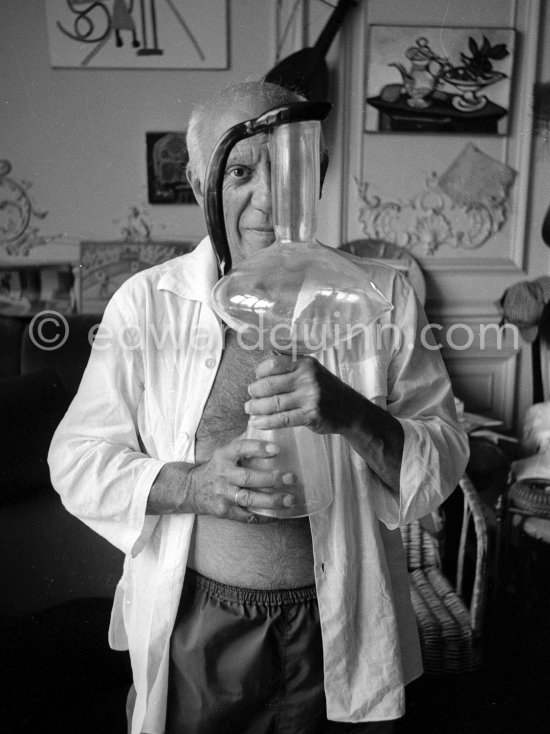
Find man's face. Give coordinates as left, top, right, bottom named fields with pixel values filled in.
left=208, top=103, right=275, bottom=266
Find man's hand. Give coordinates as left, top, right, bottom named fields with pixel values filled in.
left=147, top=437, right=295, bottom=521
left=245, top=353, right=405, bottom=493
left=245, top=353, right=354, bottom=434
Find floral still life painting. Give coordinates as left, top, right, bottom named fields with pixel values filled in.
left=365, top=26, right=515, bottom=134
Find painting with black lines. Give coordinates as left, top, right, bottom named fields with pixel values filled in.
left=45, top=0, right=228, bottom=69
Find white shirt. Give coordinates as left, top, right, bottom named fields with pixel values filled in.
left=49, top=237, right=469, bottom=733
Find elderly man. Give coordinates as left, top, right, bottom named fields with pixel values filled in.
left=49, top=81, right=469, bottom=734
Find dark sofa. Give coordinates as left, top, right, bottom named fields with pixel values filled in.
left=0, top=313, right=130, bottom=733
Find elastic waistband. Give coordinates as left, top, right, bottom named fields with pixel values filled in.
left=184, top=567, right=317, bottom=606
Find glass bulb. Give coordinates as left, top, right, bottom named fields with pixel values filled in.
left=211, top=240, right=392, bottom=354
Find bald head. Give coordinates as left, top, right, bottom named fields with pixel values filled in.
left=186, top=81, right=306, bottom=191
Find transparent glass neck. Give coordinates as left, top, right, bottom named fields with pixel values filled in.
left=271, top=120, right=320, bottom=245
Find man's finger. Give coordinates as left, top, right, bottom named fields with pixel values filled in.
left=221, top=438, right=280, bottom=463
left=234, top=488, right=252, bottom=507
left=245, top=392, right=298, bottom=416
left=231, top=486, right=296, bottom=511
left=254, top=354, right=297, bottom=379
left=247, top=372, right=294, bottom=399
left=230, top=464, right=294, bottom=489
left=247, top=408, right=305, bottom=431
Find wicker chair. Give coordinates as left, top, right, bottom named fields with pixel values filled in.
left=400, top=475, right=489, bottom=674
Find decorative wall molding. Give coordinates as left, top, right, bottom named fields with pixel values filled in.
left=444, top=352, right=518, bottom=425
left=433, top=321, right=519, bottom=355
left=506, top=0, right=542, bottom=273
left=356, top=172, right=510, bottom=256
left=0, top=160, right=49, bottom=257
left=426, top=300, right=504, bottom=321
left=418, top=256, right=523, bottom=273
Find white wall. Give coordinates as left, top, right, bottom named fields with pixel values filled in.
left=0, top=1, right=289, bottom=245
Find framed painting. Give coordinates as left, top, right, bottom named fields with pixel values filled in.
left=45, top=0, right=228, bottom=69
left=365, top=25, right=515, bottom=135
left=146, top=132, right=196, bottom=205
left=79, top=240, right=195, bottom=313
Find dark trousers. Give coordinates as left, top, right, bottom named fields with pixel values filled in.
left=165, top=569, right=398, bottom=734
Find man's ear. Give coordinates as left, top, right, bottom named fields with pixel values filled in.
left=187, top=164, right=204, bottom=208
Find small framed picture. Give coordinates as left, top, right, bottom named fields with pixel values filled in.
left=365, top=25, right=515, bottom=135
left=146, top=132, right=197, bottom=205
left=79, top=240, right=196, bottom=313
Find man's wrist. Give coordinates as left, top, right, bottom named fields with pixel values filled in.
left=337, top=383, right=370, bottom=439
left=146, top=461, right=197, bottom=515
left=341, top=396, right=404, bottom=493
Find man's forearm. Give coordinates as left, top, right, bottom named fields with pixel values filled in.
left=340, top=387, right=404, bottom=494
left=146, top=462, right=196, bottom=514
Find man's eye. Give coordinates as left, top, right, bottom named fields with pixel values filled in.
left=226, top=166, right=250, bottom=180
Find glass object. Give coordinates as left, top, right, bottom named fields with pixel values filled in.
left=208, top=107, right=392, bottom=517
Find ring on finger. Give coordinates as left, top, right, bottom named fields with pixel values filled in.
left=235, top=489, right=251, bottom=507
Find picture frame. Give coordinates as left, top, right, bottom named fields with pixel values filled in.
left=365, top=25, right=515, bottom=135
left=146, top=132, right=196, bottom=205
left=78, top=240, right=196, bottom=313
left=45, top=0, right=228, bottom=69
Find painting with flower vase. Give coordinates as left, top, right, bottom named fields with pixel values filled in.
left=365, top=26, right=515, bottom=134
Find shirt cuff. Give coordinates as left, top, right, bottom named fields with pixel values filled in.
left=129, top=458, right=166, bottom=556
left=373, top=419, right=439, bottom=530
left=84, top=458, right=166, bottom=557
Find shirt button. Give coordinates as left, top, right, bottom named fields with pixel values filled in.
left=181, top=431, right=189, bottom=442
left=205, top=357, right=216, bottom=369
